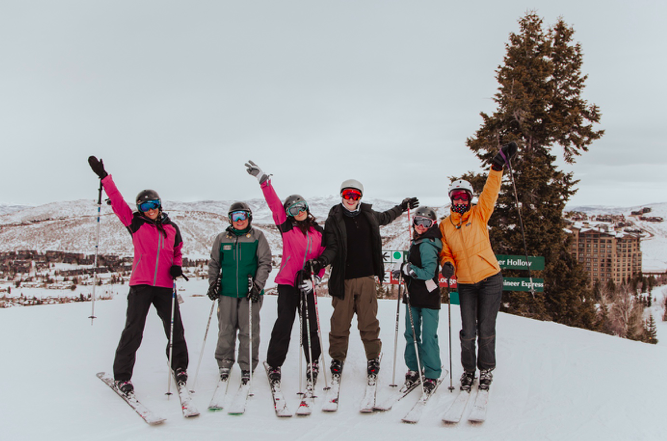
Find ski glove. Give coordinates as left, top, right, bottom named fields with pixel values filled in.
left=88, top=156, right=108, bottom=179
left=441, top=262, right=455, bottom=279
left=305, top=258, right=324, bottom=276
left=207, top=282, right=220, bottom=301
left=248, top=280, right=262, bottom=303
left=169, top=265, right=189, bottom=281
left=400, top=197, right=419, bottom=212
left=492, top=141, right=518, bottom=171
left=245, top=160, right=269, bottom=184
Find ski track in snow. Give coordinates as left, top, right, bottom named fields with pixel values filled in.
left=2, top=278, right=667, bottom=441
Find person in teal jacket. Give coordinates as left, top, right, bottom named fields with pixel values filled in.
left=207, top=202, right=272, bottom=382
left=393, top=206, right=443, bottom=394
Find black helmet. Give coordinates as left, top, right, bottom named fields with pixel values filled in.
left=136, top=189, right=161, bottom=212
left=228, top=201, right=253, bottom=223
left=414, top=206, right=436, bottom=221
left=283, top=194, right=309, bottom=217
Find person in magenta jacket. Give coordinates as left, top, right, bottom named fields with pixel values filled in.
left=245, top=160, right=326, bottom=386
left=88, top=156, right=190, bottom=395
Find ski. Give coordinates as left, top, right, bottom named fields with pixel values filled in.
left=359, top=374, right=378, bottom=413
left=321, top=374, right=341, bottom=412
left=207, top=376, right=230, bottom=411
left=227, top=379, right=251, bottom=415
left=467, top=388, right=489, bottom=423
left=263, top=362, right=292, bottom=417
left=373, top=378, right=421, bottom=411
left=295, top=378, right=316, bottom=416
left=174, top=378, right=200, bottom=418
left=401, top=379, right=443, bottom=424
left=441, top=388, right=472, bottom=424
left=96, top=372, right=166, bottom=426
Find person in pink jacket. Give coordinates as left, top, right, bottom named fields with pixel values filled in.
left=245, top=160, right=326, bottom=386
left=88, top=156, right=189, bottom=395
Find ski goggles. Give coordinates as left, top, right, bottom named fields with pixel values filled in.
left=450, top=191, right=471, bottom=202
left=341, top=189, right=362, bottom=201
left=230, top=210, right=249, bottom=222
left=413, top=216, right=435, bottom=229
left=138, top=199, right=161, bottom=212
left=286, top=201, right=309, bottom=217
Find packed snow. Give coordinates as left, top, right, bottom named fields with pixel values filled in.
left=3, top=278, right=667, bottom=441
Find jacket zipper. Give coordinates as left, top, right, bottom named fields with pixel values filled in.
left=153, top=230, right=163, bottom=286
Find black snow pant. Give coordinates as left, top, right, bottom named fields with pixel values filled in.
left=266, top=284, right=321, bottom=367
left=113, top=284, right=189, bottom=382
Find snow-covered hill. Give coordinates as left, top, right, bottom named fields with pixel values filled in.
left=2, top=279, right=667, bottom=440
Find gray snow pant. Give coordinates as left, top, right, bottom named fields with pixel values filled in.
left=215, top=295, right=262, bottom=373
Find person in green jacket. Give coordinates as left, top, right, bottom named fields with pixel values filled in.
left=207, top=202, right=272, bottom=383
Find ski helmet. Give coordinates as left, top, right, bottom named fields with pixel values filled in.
left=136, top=189, right=161, bottom=212
left=414, top=206, right=437, bottom=221
left=339, top=179, right=364, bottom=197
left=283, top=194, right=309, bottom=217
left=228, top=201, right=253, bottom=223
left=448, top=180, right=473, bottom=199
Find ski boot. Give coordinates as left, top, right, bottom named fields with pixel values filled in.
left=330, top=359, right=344, bottom=378
left=367, top=357, right=380, bottom=378
left=479, top=369, right=493, bottom=390
left=306, top=361, right=319, bottom=385
left=219, top=366, right=231, bottom=381
left=241, top=370, right=251, bottom=385
left=460, top=370, right=475, bottom=391
left=267, top=365, right=281, bottom=385
left=423, top=378, right=438, bottom=395
left=115, top=380, right=134, bottom=395
left=174, top=368, right=188, bottom=386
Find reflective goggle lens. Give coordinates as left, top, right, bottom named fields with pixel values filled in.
left=138, top=199, right=161, bottom=212
left=414, top=216, right=434, bottom=228
left=342, top=189, right=362, bottom=201
left=286, top=201, right=309, bottom=217
left=230, top=211, right=249, bottom=222
left=450, top=191, right=470, bottom=201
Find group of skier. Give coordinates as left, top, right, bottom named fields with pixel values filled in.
left=88, top=141, right=518, bottom=409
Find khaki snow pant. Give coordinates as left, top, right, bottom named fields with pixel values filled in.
left=329, top=276, right=381, bottom=361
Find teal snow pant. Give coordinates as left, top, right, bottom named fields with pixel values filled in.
left=404, top=306, right=442, bottom=380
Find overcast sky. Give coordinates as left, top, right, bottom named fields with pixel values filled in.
left=1, top=0, right=665, bottom=209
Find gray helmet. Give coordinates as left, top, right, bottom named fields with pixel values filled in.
left=135, top=189, right=161, bottom=212
left=414, top=206, right=437, bottom=221
left=228, top=201, right=253, bottom=223
left=340, top=179, right=364, bottom=197
left=283, top=194, right=307, bottom=211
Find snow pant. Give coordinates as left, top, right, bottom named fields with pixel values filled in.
left=457, top=272, right=503, bottom=372
left=215, top=295, right=263, bottom=373
left=113, top=284, right=188, bottom=382
left=329, top=276, right=381, bottom=361
left=266, top=284, right=321, bottom=367
left=404, top=306, right=442, bottom=380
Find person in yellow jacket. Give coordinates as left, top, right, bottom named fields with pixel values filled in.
left=439, top=142, right=517, bottom=392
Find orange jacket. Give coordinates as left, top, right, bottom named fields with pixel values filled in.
left=439, top=167, right=503, bottom=284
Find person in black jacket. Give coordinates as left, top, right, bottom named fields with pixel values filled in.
left=307, top=179, right=418, bottom=380
left=393, top=206, right=443, bottom=394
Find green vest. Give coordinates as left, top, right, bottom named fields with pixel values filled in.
left=218, top=231, right=263, bottom=298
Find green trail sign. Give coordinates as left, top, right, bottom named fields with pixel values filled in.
left=496, top=255, right=544, bottom=270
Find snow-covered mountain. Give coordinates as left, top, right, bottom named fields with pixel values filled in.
left=1, top=200, right=665, bottom=270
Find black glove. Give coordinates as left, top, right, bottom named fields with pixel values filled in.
left=441, top=262, right=455, bottom=279
left=391, top=269, right=402, bottom=280
left=305, top=258, right=324, bottom=276
left=169, top=265, right=189, bottom=281
left=207, top=282, right=220, bottom=301
left=248, top=280, right=261, bottom=303
left=244, top=160, right=269, bottom=184
left=492, top=142, right=518, bottom=171
left=88, top=156, right=108, bottom=179
left=400, top=197, right=419, bottom=212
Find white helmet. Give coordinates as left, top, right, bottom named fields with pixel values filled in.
left=448, top=180, right=473, bottom=198
left=340, top=179, right=364, bottom=197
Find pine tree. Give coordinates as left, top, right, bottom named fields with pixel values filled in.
left=464, top=12, right=603, bottom=327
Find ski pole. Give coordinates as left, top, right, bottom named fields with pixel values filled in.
left=504, top=150, right=536, bottom=299
left=302, top=286, right=315, bottom=391
left=248, top=275, right=254, bottom=395
left=89, top=180, right=103, bottom=325
left=446, top=277, right=454, bottom=392
left=403, top=284, right=425, bottom=397
left=298, top=285, right=304, bottom=395
left=310, top=272, right=330, bottom=390
left=390, top=271, right=403, bottom=387
left=166, top=281, right=177, bottom=398
left=191, top=300, right=215, bottom=393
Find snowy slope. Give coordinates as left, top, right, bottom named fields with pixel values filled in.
left=2, top=279, right=667, bottom=441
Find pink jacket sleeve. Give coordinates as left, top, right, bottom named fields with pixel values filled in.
left=101, top=175, right=134, bottom=227
left=261, top=179, right=287, bottom=226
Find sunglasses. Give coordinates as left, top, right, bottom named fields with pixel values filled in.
left=414, top=216, right=435, bottom=229
left=450, top=191, right=471, bottom=202
left=286, top=201, right=309, bottom=217
left=138, top=199, right=161, bottom=212
left=230, top=211, right=249, bottom=222
left=342, top=189, right=362, bottom=201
